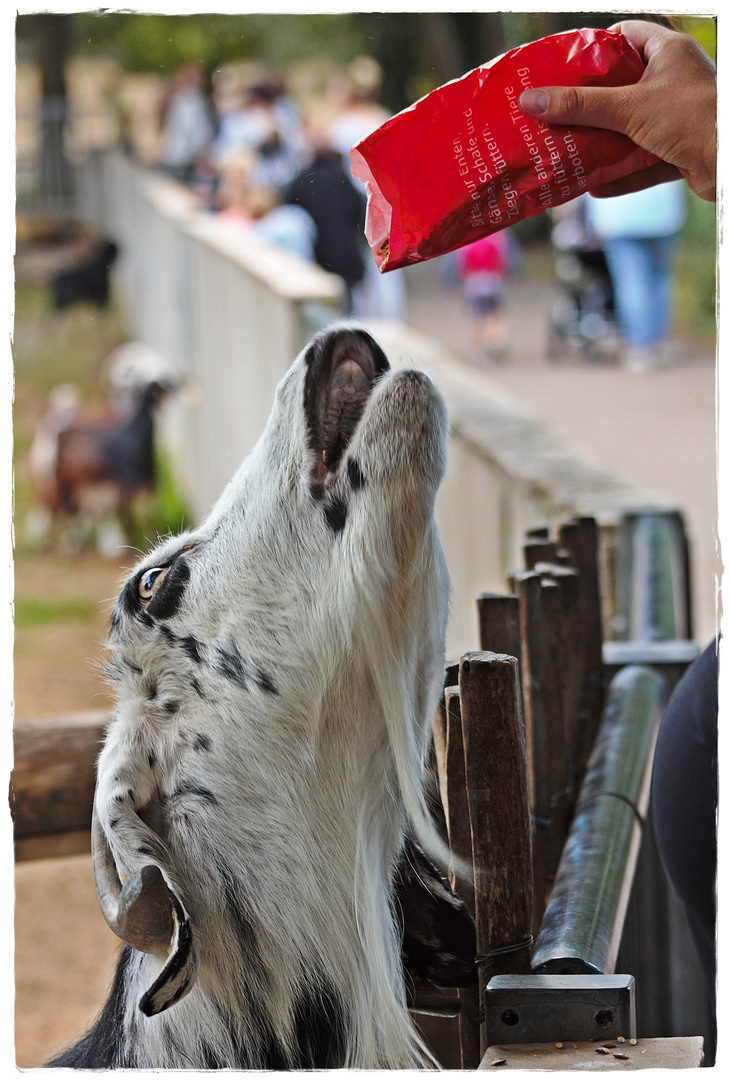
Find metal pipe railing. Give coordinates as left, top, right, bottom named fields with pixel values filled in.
left=531, top=664, right=665, bottom=976
left=615, top=510, right=693, bottom=642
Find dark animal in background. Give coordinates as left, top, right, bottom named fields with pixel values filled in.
left=31, top=378, right=172, bottom=547
left=51, top=239, right=119, bottom=310
left=51, top=380, right=170, bottom=516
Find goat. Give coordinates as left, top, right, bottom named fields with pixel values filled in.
left=33, top=378, right=172, bottom=539
left=48, top=326, right=476, bottom=1069
left=50, top=239, right=119, bottom=310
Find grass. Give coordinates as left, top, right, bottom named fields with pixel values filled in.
left=675, top=193, right=717, bottom=345
left=13, top=277, right=194, bottom=583
left=14, top=595, right=96, bottom=628
left=13, top=285, right=129, bottom=400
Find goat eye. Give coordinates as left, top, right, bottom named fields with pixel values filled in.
left=139, top=567, right=168, bottom=600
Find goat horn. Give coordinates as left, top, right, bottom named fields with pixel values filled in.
left=92, top=807, right=174, bottom=956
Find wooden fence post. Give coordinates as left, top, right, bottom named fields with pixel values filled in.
left=531, top=562, right=583, bottom=801
left=558, top=517, right=605, bottom=774
left=441, top=686, right=482, bottom=1068
left=476, top=592, right=521, bottom=663
left=11, top=711, right=109, bottom=861
left=513, top=573, right=571, bottom=933
left=458, top=652, right=533, bottom=1058
left=431, top=662, right=460, bottom=842
left=476, top=592, right=528, bottom=803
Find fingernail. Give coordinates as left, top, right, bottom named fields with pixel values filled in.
left=519, top=89, right=549, bottom=115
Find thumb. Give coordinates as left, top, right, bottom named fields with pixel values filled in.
left=518, top=84, right=635, bottom=136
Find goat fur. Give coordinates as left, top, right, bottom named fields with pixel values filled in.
left=50, top=326, right=471, bottom=1069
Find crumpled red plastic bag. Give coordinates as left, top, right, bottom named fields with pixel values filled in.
left=349, top=28, right=659, bottom=272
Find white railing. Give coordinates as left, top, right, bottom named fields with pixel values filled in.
left=78, top=151, right=659, bottom=658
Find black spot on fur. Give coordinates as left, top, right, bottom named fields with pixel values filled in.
left=173, top=781, right=219, bottom=806
left=163, top=700, right=180, bottom=715
left=310, top=480, right=325, bottom=502
left=121, top=580, right=139, bottom=617
left=180, top=633, right=204, bottom=664
left=324, top=495, right=348, bottom=533
left=193, top=732, right=212, bottom=752
left=158, top=623, right=177, bottom=645
left=215, top=856, right=266, bottom=978
left=215, top=644, right=248, bottom=690
left=145, top=680, right=157, bottom=701
left=347, top=457, right=365, bottom=490
left=254, top=666, right=278, bottom=695
left=290, top=984, right=348, bottom=1067
left=122, top=656, right=144, bottom=675
left=190, top=674, right=206, bottom=698
left=109, top=606, right=121, bottom=635
left=147, top=750, right=156, bottom=769
left=147, top=557, right=190, bottom=620
left=139, top=610, right=155, bottom=629
left=200, top=1041, right=224, bottom=1069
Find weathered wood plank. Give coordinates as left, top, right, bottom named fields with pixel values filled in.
left=11, top=711, right=109, bottom=857
left=558, top=517, right=605, bottom=775
left=437, top=684, right=479, bottom=1069
left=458, top=652, right=533, bottom=1057
left=476, top=592, right=521, bottom=666
left=514, top=573, right=569, bottom=933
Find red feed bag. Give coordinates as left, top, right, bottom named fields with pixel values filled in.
left=349, top=28, right=659, bottom=272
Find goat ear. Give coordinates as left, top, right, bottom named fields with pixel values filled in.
left=139, top=891, right=199, bottom=1016
left=394, top=838, right=477, bottom=988
left=91, top=806, right=199, bottom=1015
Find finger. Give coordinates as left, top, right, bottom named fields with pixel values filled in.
left=518, top=83, right=635, bottom=135
left=588, top=161, right=682, bottom=198
left=607, top=19, right=664, bottom=53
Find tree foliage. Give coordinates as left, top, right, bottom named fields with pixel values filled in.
left=18, top=12, right=370, bottom=76
left=17, top=11, right=714, bottom=112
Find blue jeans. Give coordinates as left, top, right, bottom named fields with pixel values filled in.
left=603, top=234, right=680, bottom=349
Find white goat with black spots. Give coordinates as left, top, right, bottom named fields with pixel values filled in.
left=50, top=326, right=476, bottom=1069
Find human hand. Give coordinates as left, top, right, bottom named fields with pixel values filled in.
left=518, top=20, right=717, bottom=201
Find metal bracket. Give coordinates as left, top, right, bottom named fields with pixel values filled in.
left=484, top=974, right=636, bottom=1046
left=603, top=640, right=699, bottom=694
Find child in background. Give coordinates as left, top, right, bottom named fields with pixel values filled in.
left=457, top=229, right=512, bottom=363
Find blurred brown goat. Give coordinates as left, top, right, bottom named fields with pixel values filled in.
left=31, top=378, right=173, bottom=547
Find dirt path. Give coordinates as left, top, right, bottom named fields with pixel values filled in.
left=405, top=255, right=719, bottom=644
left=14, top=552, right=125, bottom=1067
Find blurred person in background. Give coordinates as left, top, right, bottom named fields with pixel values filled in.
left=584, top=181, right=686, bottom=373
left=329, top=57, right=407, bottom=321
left=456, top=229, right=512, bottom=363
left=284, top=123, right=367, bottom=315
left=158, top=62, right=217, bottom=183
left=216, top=149, right=316, bottom=262
left=328, top=56, right=390, bottom=165
left=211, top=79, right=306, bottom=194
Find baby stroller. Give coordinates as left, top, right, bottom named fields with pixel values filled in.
left=546, top=196, right=622, bottom=363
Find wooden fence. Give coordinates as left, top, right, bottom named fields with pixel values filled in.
left=11, top=509, right=705, bottom=1067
